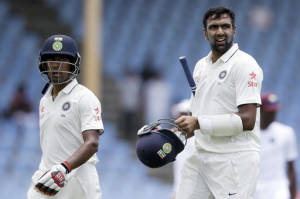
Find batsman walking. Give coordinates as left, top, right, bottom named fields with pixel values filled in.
left=27, top=35, right=104, bottom=199
left=175, top=7, right=263, bottom=199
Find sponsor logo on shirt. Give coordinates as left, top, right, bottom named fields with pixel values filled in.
left=249, top=72, right=256, bottom=79
left=40, top=106, right=45, bottom=119
left=93, top=107, right=101, bottom=121
left=248, top=81, right=258, bottom=87
left=269, top=137, right=276, bottom=143
left=195, top=72, right=201, bottom=83
left=228, top=192, right=237, bottom=196
left=248, top=71, right=258, bottom=87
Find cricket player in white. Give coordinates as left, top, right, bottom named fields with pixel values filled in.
left=27, top=35, right=104, bottom=199
left=255, top=93, right=298, bottom=199
left=175, top=7, right=263, bottom=199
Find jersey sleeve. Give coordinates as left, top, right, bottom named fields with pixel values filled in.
left=78, top=93, right=104, bottom=134
left=233, top=56, right=263, bottom=106
left=285, top=128, right=298, bottom=161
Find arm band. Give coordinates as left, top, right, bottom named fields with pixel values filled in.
left=198, top=114, right=243, bottom=136
left=61, top=161, right=72, bottom=173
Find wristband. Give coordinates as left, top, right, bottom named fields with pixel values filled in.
left=61, top=161, right=72, bottom=174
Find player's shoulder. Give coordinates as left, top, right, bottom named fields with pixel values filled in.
left=194, top=56, right=207, bottom=71
left=39, top=95, right=46, bottom=107
left=231, top=49, right=263, bottom=77
left=69, top=84, right=101, bottom=106
left=75, top=84, right=100, bottom=100
left=196, top=56, right=207, bottom=64
left=234, top=49, right=260, bottom=68
left=40, top=89, right=50, bottom=104
left=271, top=121, right=295, bottom=135
left=235, top=49, right=255, bottom=60
left=40, top=93, right=47, bottom=101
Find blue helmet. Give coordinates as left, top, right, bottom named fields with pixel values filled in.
left=39, top=35, right=81, bottom=85
left=136, top=119, right=186, bottom=168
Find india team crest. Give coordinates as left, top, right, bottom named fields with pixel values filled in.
left=62, top=102, right=71, bottom=111
left=162, top=143, right=172, bottom=154
left=219, top=70, right=227, bottom=79
left=52, top=41, right=63, bottom=51
left=52, top=37, right=63, bottom=51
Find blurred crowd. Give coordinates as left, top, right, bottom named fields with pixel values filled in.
left=118, top=60, right=171, bottom=141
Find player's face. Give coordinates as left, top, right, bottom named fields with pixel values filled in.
left=204, top=14, right=236, bottom=54
left=46, top=55, right=72, bottom=84
left=260, top=108, right=276, bottom=128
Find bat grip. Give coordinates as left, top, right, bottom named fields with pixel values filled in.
left=179, top=58, right=196, bottom=96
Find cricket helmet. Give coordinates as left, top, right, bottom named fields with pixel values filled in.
left=136, top=119, right=186, bottom=168
left=38, top=34, right=81, bottom=84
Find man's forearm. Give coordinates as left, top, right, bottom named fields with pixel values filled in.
left=288, top=162, right=297, bottom=199
left=66, top=141, right=98, bottom=170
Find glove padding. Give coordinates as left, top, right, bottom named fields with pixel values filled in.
left=35, top=164, right=68, bottom=196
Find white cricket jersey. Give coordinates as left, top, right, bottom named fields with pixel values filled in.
left=38, top=79, right=104, bottom=171
left=258, top=121, right=298, bottom=183
left=191, top=43, right=263, bottom=153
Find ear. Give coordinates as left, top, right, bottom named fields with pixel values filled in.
left=233, top=25, right=237, bottom=37
left=203, top=28, right=208, bottom=40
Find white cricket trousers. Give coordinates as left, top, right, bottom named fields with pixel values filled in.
left=27, top=163, right=102, bottom=199
left=176, top=150, right=260, bottom=199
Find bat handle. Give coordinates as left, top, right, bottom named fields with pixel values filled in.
left=179, top=56, right=196, bottom=96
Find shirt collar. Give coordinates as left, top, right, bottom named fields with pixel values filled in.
left=45, top=79, right=78, bottom=97
left=61, top=79, right=78, bottom=94
left=206, top=43, right=239, bottom=64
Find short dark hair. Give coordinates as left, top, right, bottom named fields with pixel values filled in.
left=203, top=7, right=235, bottom=29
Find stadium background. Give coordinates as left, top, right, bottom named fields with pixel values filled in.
left=0, top=0, right=299, bottom=198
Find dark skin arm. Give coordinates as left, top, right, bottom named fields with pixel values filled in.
left=236, top=103, right=257, bottom=130
left=174, top=116, right=198, bottom=138
left=175, top=104, right=257, bottom=137
left=35, top=130, right=100, bottom=195
left=288, top=161, right=297, bottom=199
left=66, top=130, right=100, bottom=171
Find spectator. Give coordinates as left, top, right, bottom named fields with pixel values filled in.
left=143, top=70, right=170, bottom=124
left=4, top=84, right=32, bottom=119
left=119, top=68, right=142, bottom=140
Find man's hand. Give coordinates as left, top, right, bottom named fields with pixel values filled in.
left=175, top=116, right=199, bottom=138
left=35, top=164, right=69, bottom=196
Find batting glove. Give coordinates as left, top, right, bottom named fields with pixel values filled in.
left=35, top=161, right=71, bottom=196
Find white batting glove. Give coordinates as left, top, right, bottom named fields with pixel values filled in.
left=35, top=162, right=71, bottom=196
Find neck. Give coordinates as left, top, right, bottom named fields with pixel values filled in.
left=51, top=83, right=68, bottom=100
left=260, top=120, right=273, bottom=130
left=211, top=51, right=223, bottom=63
left=211, top=43, right=234, bottom=63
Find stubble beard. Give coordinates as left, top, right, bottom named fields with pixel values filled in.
left=211, top=39, right=233, bottom=55
left=49, top=72, right=71, bottom=84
